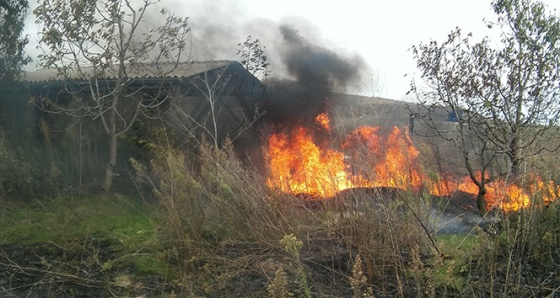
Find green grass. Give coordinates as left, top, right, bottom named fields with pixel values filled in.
left=0, top=195, right=169, bottom=275
left=427, top=234, right=481, bottom=293
left=436, top=234, right=479, bottom=252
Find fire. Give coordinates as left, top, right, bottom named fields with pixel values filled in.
left=265, top=113, right=558, bottom=212
left=342, top=126, right=423, bottom=190
left=315, top=113, right=331, bottom=132
left=266, top=126, right=350, bottom=197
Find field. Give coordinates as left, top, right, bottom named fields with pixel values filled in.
left=1, top=95, right=560, bottom=297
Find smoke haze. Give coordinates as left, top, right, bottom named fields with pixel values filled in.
left=25, top=0, right=370, bottom=128
left=149, top=1, right=370, bottom=127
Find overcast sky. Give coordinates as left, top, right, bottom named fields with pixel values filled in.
left=24, top=0, right=560, bottom=101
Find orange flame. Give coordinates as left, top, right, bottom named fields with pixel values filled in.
left=266, top=127, right=350, bottom=197
left=265, top=114, right=558, bottom=212
left=315, top=113, right=331, bottom=132
left=342, top=126, right=423, bottom=190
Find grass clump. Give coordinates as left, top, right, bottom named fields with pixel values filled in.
left=350, top=254, right=373, bottom=298
left=280, top=234, right=311, bottom=298
left=328, top=188, right=435, bottom=296
left=132, top=139, right=305, bottom=295
left=268, top=267, right=291, bottom=298
left=458, top=200, right=560, bottom=297
left=0, top=195, right=165, bottom=275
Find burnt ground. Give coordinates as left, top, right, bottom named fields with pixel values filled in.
left=0, top=234, right=384, bottom=297
left=0, top=190, right=491, bottom=297
left=0, top=95, right=494, bottom=297
left=0, top=239, right=174, bottom=298
left=298, top=186, right=491, bottom=235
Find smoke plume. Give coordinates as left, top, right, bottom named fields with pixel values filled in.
left=28, top=0, right=369, bottom=130
left=264, top=25, right=366, bottom=127
left=170, top=1, right=369, bottom=128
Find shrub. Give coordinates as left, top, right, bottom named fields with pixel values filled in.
left=461, top=200, right=560, bottom=297
left=328, top=188, right=435, bottom=296
left=0, top=135, right=36, bottom=200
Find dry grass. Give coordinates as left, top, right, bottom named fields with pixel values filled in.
left=129, top=128, right=440, bottom=296
left=458, top=201, right=560, bottom=297
left=127, top=116, right=560, bottom=297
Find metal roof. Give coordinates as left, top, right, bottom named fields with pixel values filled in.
left=23, top=60, right=234, bottom=83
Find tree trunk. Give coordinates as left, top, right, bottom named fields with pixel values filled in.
left=477, top=187, right=487, bottom=216
left=102, top=81, right=120, bottom=193
left=510, top=136, right=520, bottom=175
left=102, top=132, right=118, bottom=193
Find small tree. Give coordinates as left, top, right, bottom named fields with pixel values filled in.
left=185, top=63, right=237, bottom=149
left=167, top=61, right=264, bottom=151
left=0, top=0, right=30, bottom=128
left=0, top=0, right=35, bottom=199
left=411, top=0, right=560, bottom=214
left=0, top=0, right=30, bottom=83
left=34, top=0, right=191, bottom=192
left=237, top=35, right=269, bottom=88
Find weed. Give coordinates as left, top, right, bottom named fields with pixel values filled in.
left=268, top=268, right=292, bottom=298
left=446, top=200, right=560, bottom=297
left=350, top=254, right=373, bottom=298
left=280, top=234, right=311, bottom=298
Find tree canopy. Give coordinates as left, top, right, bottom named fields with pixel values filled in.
left=34, top=0, right=191, bottom=192
left=0, top=0, right=29, bottom=82
left=411, top=0, right=560, bottom=213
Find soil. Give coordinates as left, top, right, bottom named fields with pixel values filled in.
left=0, top=239, right=175, bottom=298
left=0, top=230, right=425, bottom=297
left=0, top=95, right=490, bottom=297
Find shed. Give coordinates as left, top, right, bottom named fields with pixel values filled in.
left=24, top=60, right=265, bottom=147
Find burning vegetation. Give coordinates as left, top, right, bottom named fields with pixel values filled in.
left=265, top=112, right=559, bottom=213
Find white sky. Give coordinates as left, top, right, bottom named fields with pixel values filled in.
left=246, top=1, right=495, bottom=101
left=24, top=0, right=560, bottom=101
left=240, top=0, right=560, bottom=101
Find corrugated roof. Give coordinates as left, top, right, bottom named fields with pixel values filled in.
left=23, top=60, right=234, bottom=83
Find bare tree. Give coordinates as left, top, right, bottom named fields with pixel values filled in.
left=167, top=38, right=268, bottom=150
left=34, top=0, right=190, bottom=192
left=410, top=0, right=560, bottom=214
left=167, top=61, right=264, bottom=150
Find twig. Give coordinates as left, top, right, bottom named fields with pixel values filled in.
left=398, top=193, right=442, bottom=257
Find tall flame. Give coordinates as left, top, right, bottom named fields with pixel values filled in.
left=266, top=126, right=350, bottom=197
left=265, top=113, right=558, bottom=212
left=315, top=113, right=331, bottom=132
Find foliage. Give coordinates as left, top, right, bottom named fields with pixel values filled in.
left=280, top=234, right=311, bottom=298
left=0, top=1, right=34, bottom=198
left=0, top=135, right=36, bottom=199
left=0, top=0, right=30, bottom=83
left=34, top=0, right=191, bottom=192
left=411, top=0, right=560, bottom=214
left=453, top=201, right=560, bottom=296
left=237, top=35, right=270, bottom=82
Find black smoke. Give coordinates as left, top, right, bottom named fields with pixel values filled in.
left=263, top=25, right=366, bottom=128
left=120, top=1, right=369, bottom=131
